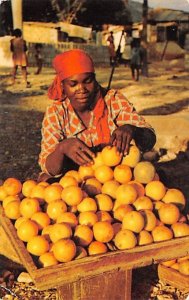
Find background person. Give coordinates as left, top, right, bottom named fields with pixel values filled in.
left=34, top=43, right=43, bottom=75
left=130, top=39, right=141, bottom=81
left=38, top=49, right=156, bottom=182
left=107, top=31, right=116, bottom=66
left=10, top=28, right=30, bottom=87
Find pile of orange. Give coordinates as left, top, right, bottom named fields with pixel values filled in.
left=0, top=145, right=188, bottom=269
left=161, top=255, right=189, bottom=276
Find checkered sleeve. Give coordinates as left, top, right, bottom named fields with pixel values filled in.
left=111, top=90, right=153, bottom=129
left=38, top=104, right=64, bottom=173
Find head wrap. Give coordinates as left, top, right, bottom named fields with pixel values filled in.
left=48, top=49, right=95, bottom=101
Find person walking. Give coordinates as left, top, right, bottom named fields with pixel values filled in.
left=130, top=40, right=141, bottom=81
left=34, top=43, right=43, bottom=75
left=10, top=28, right=30, bottom=87
left=107, top=31, right=116, bottom=66
left=38, top=49, right=156, bottom=182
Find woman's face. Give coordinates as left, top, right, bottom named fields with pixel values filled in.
left=62, top=72, right=97, bottom=112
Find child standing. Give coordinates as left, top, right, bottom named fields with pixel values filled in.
left=10, top=28, right=30, bottom=87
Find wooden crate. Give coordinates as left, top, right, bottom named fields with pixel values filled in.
left=1, top=205, right=189, bottom=299
left=158, top=264, right=189, bottom=292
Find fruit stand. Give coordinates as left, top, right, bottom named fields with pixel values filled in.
left=1, top=206, right=189, bottom=300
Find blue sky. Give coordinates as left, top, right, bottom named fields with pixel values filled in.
left=133, top=0, right=189, bottom=12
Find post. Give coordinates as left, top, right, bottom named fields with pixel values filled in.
left=141, top=0, right=148, bottom=77
left=11, top=0, right=23, bottom=30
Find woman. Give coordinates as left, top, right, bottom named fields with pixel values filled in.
left=39, top=49, right=156, bottom=181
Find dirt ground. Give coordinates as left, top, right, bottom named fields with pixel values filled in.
left=0, top=60, right=189, bottom=299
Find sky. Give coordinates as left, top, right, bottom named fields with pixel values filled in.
left=133, top=0, right=189, bottom=12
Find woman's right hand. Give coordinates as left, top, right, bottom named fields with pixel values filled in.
left=59, top=138, right=95, bottom=166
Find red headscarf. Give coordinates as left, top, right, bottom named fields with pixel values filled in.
left=48, top=49, right=95, bottom=101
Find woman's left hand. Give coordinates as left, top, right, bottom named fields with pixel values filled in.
left=109, top=124, right=135, bottom=155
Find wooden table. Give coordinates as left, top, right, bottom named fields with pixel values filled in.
left=1, top=206, right=189, bottom=300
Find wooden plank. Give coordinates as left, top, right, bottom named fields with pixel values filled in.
left=158, top=264, right=189, bottom=292
left=1, top=206, right=189, bottom=291
left=31, top=235, right=189, bottom=290
left=57, top=269, right=132, bottom=300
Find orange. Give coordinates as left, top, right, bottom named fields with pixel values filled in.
left=113, top=164, right=132, bottom=184
left=121, top=145, right=141, bottom=168
left=158, top=203, right=180, bottom=225
left=49, top=223, right=72, bottom=243
left=95, top=193, right=113, bottom=211
left=178, top=260, right=189, bottom=275
left=44, top=184, right=63, bottom=203
left=145, top=181, right=166, bottom=201
left=59, top=175, right=78, bottom=188
left=75, top=246, right=88, bottom=260
left=3, top=177, right=22, bottom=196
left=113, top=204, right=133, bottom=222
left=101, top=180, right=120, bottom=199
left=61, top=186, right=83, bottom=206
left=152, top=225, right=173, bottom=242
left=0, top=185, right=8, bottom=201
left=30, top=184, right=46, bottom=202
left=122, top=211, right=145, bottom=233
left=39, top=252, right=58, bottom=267
left=93, top=221, right=114, bottom=243
left=92, top=152, right=104, bottom=170
left=96, top=211, right=113, bottom=223
left=64, top=170, right=82, bottom=183
left=88, top=241, right=108, bottom=255
left=77, top=197, right=97, bottom=212
left=133, top=196, right=153, bottom=211
left=94, top=165, right=114, bottom=184
left=161, top=259, right=177, bottom=267
left=2, top=195, right=20, bottom=208
left=112, top=222, right=122, bottom=236
left=78, top=211, right=98, bottom=227
left=4, top=200, right=21, bottom=219
left=53, top=239, right=76, bottom=263
left=27, top=235, right=49, bottom=256
left=82, top=177, right=102, bottom=196
left=74, top=224, right=93, bottom=246
left=56, top=212, right=78, bottom=228
left=153, top=200, right=164, bottom=211
left=101, top=146, right=122, bottom=167
left=127, top=181, right=145, bottom=197
left=138, top=230, right=153, bottom=246
left=31, top=212, right=51, bottom=230
left=116, top=184, right=137, bottom=205
left=14, top=216, right=29, bottom=230
left=114, top=229, right=137, bottom=250
left=19, top=197, right=41, bottom=218
left=41, top=225, right=54, bottom=242
left=171, top=263, right=179, bottom=270
left=22, top=180, right=37, bottom=197
left=141, top=209, right=157, bottom=231
left=133, top=161, right=156, bottom=184
left=162, top=188, right=186, bottom=210
left=38, top=181, right=49, bottom=187
left=171, top=222, right=189, bottom=238
left=46, top=199, right=67, bottom=220
left=78, top=165, right=94, bottom=181
left=17, top=219, right=39, bottom=242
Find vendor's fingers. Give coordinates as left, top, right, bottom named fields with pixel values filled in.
left=77, top=148, right=94, bottom=164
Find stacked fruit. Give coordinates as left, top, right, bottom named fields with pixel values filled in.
left=161, top=255, right=189, bottom=276
left=0, top=145, right=188, bottom=268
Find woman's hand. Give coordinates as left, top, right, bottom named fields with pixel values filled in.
left=60, top=138, right=95, bottom=166
left=110, top=124, right=136, bottom=155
